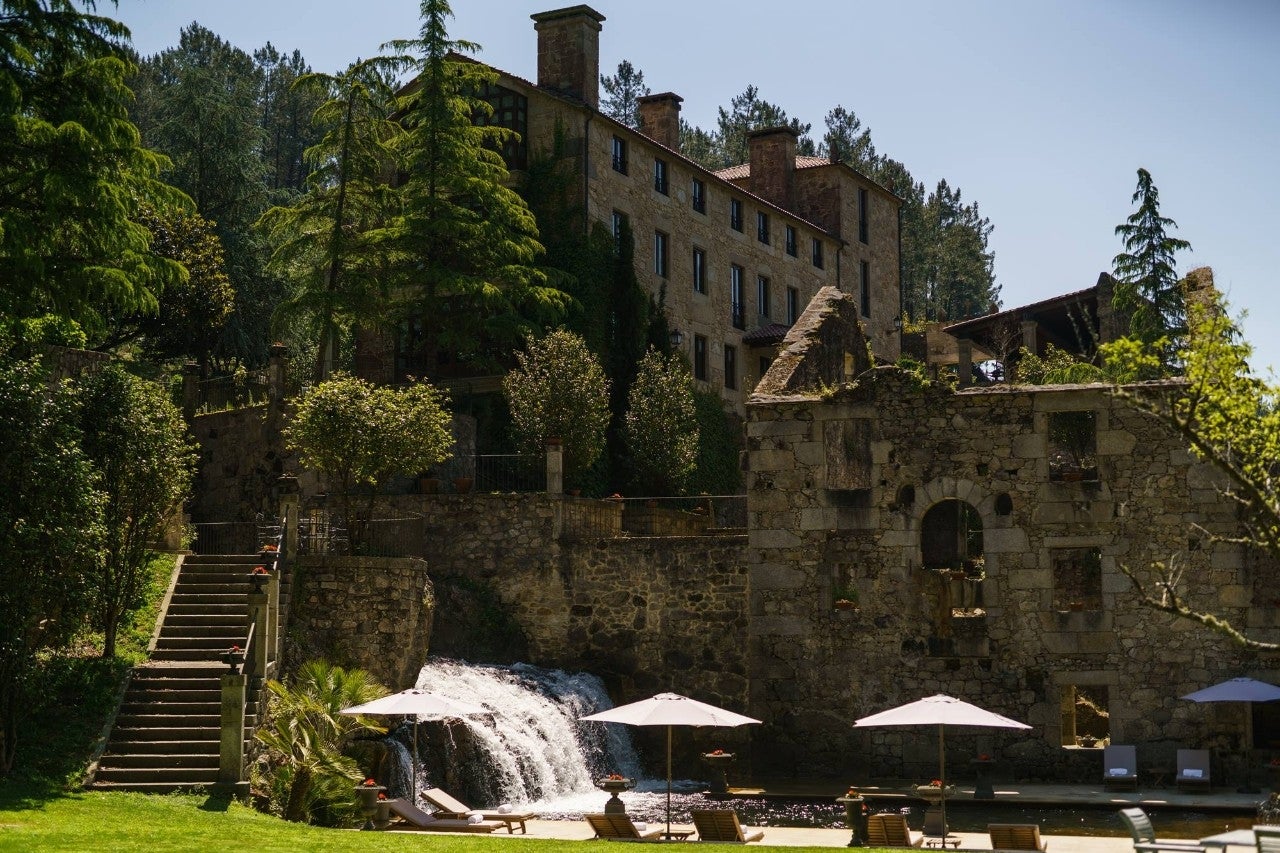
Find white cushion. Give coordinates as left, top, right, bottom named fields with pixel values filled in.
left=467, top=813, right=484, bottom=824
left=1109, top=768, right=1130, bottom=776
left=1182, top=768, right=1203, bottom=778
left=633, top=822, right=648, bottom=832
left=498, top=803, right=513, bottom=814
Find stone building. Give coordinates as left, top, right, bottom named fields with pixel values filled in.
left=358, top=4, right=901, bottom=415
left=743, top=286, right=1280, bottom=780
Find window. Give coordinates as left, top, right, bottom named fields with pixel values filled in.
left=724, top=344, right=738, bottom=390
left=786, top=286, right=799, bottom=324
left=858, top=187, right=869, bottom=244
left=692, top=178, right=706, bottom=214
left=860, top=260, right=871, bottom=317
left=759, top=355, right=772, bottom=377
left=693, top=334, right=707, bottom=380
left=757, top=275, right=771, bottom=319
left=1061, top=684, right=1110, bottom=748
left=1053, top=547, right=1103, bottom=611
left=785, top=225, right=797, bottom=256
left=1048, top=410, right=1098, bottom=482
left=692, top=248, right=706, bottom=294
left=811, top=238, right=824, bottom=269
left=473, top=84, right=528, bottom=169
left=654, top=231, right=668, bottom=277
left=730, top=265, right=745, bottom=329
left=730, top=198, right=743, bottom=232
left=611, top=135, right=627, bottom=174
left=653, top=158, right=668, bottom=195
left=611, top=210, right=628, bottom=256
left=757, top=211, right=770, bottom=244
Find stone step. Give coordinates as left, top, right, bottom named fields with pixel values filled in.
left=97, top=753, right=220, bottom=769
left=99, top=739, right=219, bottom=756
left=166, top=603, right=249, bottom=616
left=110, top=725, right=221, bottom=742
left=153, top=636, right=246, bottom=651
left=182, top=554, right=269, bottom=566
left=117, top=712, right=228, bottom=728
left=126, top=689, right=225, bottom=705
left=93, top=766, right=221, bottom=784
left=159, top=624, right=247, bottom=639
left=149, top=649, right=229, bottom=663
left=131, top=662, right=226, bottom=678
left=120, top=700, right=228, bottom=716
left=162, top=614, right=248, bottom=629
left=169, top=591, right=251, bottom=606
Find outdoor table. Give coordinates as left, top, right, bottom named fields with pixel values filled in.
left=1148, top=766, right=1171, bottom=788
left=924, top=834, right=962, bottom=849
left=1199, top=828, right=1255, bottom=853
left=662, top=828, right=695, bottom=841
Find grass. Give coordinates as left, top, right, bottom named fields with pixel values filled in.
left=0, top=789, right=852, bottom=851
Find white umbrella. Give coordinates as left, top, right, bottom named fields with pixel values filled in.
left=581, top=692, right=761, bottom=838
left=1181, top=677, right=1280, bottom=792
left=341, top=688, right=488, bottom=797
left=853, top=694, right=1030, bottom=840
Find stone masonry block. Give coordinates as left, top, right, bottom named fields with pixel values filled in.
left=1012, top=433, right=1044, bottom=459
left=981, top=527, right=1029, bottom=554
left=1095, top=429, right=1137, bottom=456
left=750, top=449, right=797, bottom=472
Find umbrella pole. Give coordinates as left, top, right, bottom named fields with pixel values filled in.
left=938, top=723, right=947, bottom=840
left=413, top=718, right=420, bottom=804
left=666, top=724, right=673, bottom=838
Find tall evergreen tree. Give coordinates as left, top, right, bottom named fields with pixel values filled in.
left=711, top=85, right=814, bottom=167
left=254, top=43, right=325, bottom=198
left=599, top=58, right=648, bottom=129
left=822, top=105, right=877, bottom=170
left=1112, top=167, right=1191, bottom=367
left=385, top=0, right=567, bottom=369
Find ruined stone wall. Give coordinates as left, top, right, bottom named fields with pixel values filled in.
left=745, top=369, right=1280, bottom=781
left=188, top=404, right=299, bottom=523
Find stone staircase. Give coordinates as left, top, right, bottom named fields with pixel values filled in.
left=90, top=554, right=271, bottom=793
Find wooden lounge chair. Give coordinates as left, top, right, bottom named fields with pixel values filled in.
left=1256, top=826, right=1280, bottom=853
left=421, top=786, right=536, bottom=834
left=1103, top=745, right=1140, bottom=790
left=691, top=809, right=765, bottom=843
left=866, top=812, right=924, bottom=847
left=990, top=823, right=1048, bottom=851
left=1175, top=749, right=1211, bottom=790
left=585, top=812, right=664, bottom=840
left=1118, top=807, right=1206, bottom=853
left=384, top=798, right=502, bottom=832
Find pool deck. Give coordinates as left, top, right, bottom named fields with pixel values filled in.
left=387, top=781, right=1270, bottom=849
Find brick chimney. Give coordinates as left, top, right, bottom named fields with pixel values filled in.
left=636, top=92, right=682, bottom=151
left=531, top=5, right=606, bottom=109
left=747, top=126, right=797, bottom=211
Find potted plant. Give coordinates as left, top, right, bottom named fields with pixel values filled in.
left=834, top=586, right=860, bottom=611
left=354, top=778, right=386, bottom=830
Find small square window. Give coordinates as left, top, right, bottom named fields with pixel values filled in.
left=724, top=344, right=738, bottom=390
left=757, top=211, right=770, bottom=245
left=692, top=178, right=706, bottom=214
left=1053, top=547, right=1103, bottom=612
left=692, top=248, right=706, bottom=294
left=611, top=135, right=627, bottom=174
left=654, top=158, right=668, bottom=195
left=694, top=334, right=707, bottom=380
left=1048, top=410, right=1098, bottom=482
left=811, top=238, right=824, bottom=269
left=730, top=199, right=743, bottom=232
left=785, top=225, right=797, bottom=257
left=654, top=231, right=668, bottom=277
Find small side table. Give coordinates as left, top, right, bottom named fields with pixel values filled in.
left=1147, top=767, right=1170, bottom=789
left=970, top=758, right=996, bottom=800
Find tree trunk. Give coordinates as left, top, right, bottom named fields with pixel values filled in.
left=284, top=765, right=313, bottom=822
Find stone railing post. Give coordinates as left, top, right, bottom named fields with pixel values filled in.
left=181, top=361, right=201, bottom=420
left=957, top=338, right=973, bottom=389
left=248, top=587, right=268, bottom=684
left=219, top=672, right=246, bottom=787
left=267, top=569, right=281, bottom=666
left=277, top=476, right=300, bottom=561
left=267, top=342, right=289, bottom=406
left=545, top=438, right=564, bottom=496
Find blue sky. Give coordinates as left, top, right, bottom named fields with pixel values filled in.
left=113, top=0, right=1280, bottom=371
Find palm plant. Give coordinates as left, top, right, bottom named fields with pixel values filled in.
left=254, top=660, right=389, bottom=824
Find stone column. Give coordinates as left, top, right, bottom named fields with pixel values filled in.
left=277, top=475, right=300, bottom=560
left=181, top=361, right=201, bottom=420
left=219, top=672, right=246, bottom=785
left=546, top=439, right=564, bottom=495
left=267, top=570, right=281, bottom=666
left=957, top=338, right=973, bottom=389
left=248, top=587, right=268, bottom=683
left=267, top=342, right=289, bottom=405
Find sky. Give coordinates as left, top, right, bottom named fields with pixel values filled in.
left=112, top=0, right=1280, bottom=370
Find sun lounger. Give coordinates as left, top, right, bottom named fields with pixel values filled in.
left=420, top=786, right=536, bottom=834
left=1103, top=745, right=1139, bottom=790
left=1256, top=826, right=1280, bottom=853
left=1175, top=749, right=1211, bottom=790
left=990, top=823, right=1048, bottom=851
left=385, top=798, right=502, bottom=832
left=867, top=812, right=924, bottom=847
left=585, top=812, right=663, bottom=840
left=691, top=809, right=765, bottom=843
left=1118, top=807, right=1206, bottom=853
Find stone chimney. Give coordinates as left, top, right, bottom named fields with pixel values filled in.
left=531, top=5, right=606, bottom=109
left=747, top=126, right=797, bottom=211
left=637, top=92, right=682, bottom=151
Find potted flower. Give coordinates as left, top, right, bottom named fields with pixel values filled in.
left=354, top=778, right=386, bottom=830
left=914, top=779, right=955, bottom=801
left=701, top=749, right=736, bottom=794
left=221, top=644, right=245, bottom=674
left=249, top=565, right=270, bottom=592
left=834, top=586, right=860, bottom=611
left=598, top=773, right=634, bottom=793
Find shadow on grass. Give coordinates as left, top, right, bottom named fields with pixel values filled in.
left=200, top=791, right=235, bottom=813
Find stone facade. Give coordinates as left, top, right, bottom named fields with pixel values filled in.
left=743, top=287, right=1280, bottom=780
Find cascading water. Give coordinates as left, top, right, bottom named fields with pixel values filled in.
left=413, top=659, right=643, bottom=808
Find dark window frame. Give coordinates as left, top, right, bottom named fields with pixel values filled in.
left=724, top=344, right=738, bottom=390
left=730, top=198, right=743, bottom=232
left=860, top=260, right=871, bottom=317
left=757, top=211, right=770, bottom=245
left=654, top=157, right=668, bottom=195
left=654, top=230, right=669, bottom=277
left=858, top=187, right=869, bottom=244
left=785, top=225, right=797, bottom=256
left=692, top=178, right=706, bottom=213
left=786, top=286, right=799, bottom=325
left=730, top=265, right=745, bottom=330
left=693, top=334, right=708, bottom=380
left=612, top=210, right=628, bottom=256
left=812, top=238, right=824, bottom=269
left=611, top=135, right=627, bottom=174
left=757, top=275, right=771, bottom=319
left=693, top=247, right=706, bottom=294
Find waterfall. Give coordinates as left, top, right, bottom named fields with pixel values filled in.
left=414, top=659, right=643, bottom=807
left=377, top=730, right=414, bottom=802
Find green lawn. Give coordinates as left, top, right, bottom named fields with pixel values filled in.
left=0, top=789, right=847, bottom=852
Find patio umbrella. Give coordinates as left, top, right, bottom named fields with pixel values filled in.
left=341, top=688, right=488, bottom=798
left=581, top=692, right=761, bottom=838
left=853, top=694, right=1030, bottom=840
left=1181, top=677, right=1280, bottom=792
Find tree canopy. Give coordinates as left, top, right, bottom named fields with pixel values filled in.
left=599, top=59, right=648, bottom=129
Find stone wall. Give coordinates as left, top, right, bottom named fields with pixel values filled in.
left=286, top=556, right=434, bottom=690
left=744, top=361, right=1280, bottom=781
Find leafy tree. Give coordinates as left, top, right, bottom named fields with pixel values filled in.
left=254, top=43, right=324, bottom=197
left=502, top=329, right=609, bottom=484
left=822, top=105, right=877, bottom=169
left=0, top=356, right=103, bottom=774
left=711, top=85, right=815, bottom=167
left=624, top=348, right=699, bottom=496
left=258, top=59, right=404, bottom=382
left=1112, top=168, right=1192, bottom=368
left=0, top=0, right=187, bottom=329
left=385, top=0, right=568, bottom=370
left=917, top=179, right=998, bottom=322
left=1013, top=343, right=1106, bottom=385
left=600, top=59, right=648, bottom=129
left=678, top=119, right=717, bottom=167
left=286, top=373, right=453, bottom=549
left=78, top=364, right=197, bottom=658
left=688, top=389, right=742, bottom=496
left=255, top=660, right=388, bottom=824
left=1103, top=285, right=1280, bottom=650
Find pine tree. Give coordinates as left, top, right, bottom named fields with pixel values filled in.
left=385, top=0, right=567, bottom=369
left=1112, top=168, right=1191, bottom=367
left=600, top=59, right=648, bottom=129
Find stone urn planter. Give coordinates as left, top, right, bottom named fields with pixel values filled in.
left=914, top=783, right=956, bottom=802
left=354, top=781, right=387, bottom=830
left=597, top=775, right=633, bottom=814
left=701, top=750, right=736, bottom=793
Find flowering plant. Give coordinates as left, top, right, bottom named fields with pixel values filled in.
left=929, top=779, right=943, bottom=787
left=363, top=778, right=377, bottom=786
left=978, top=753, right=990, bottom=761
left=262, top=543, right=278, bottom=552
left=252, top=566, right=268, bottom=575
left=608, top=773, right=624, bottom=781
left=711, top=749, right=724, bottom=755
left=229, top=644, right=241, bottom=653
left=377, top=792, right=387, bottom=800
